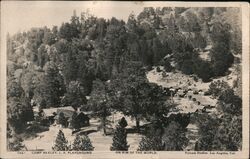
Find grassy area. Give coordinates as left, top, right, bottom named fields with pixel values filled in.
left=23, top=112, right=144, bottom=151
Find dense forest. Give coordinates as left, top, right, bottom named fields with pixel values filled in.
left=6, top=7, right=242, bottom=151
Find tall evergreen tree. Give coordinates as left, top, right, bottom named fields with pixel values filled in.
left=110, top=118, right=129, bottom=151
left=210, top=22, right=234, bottom=76
left=88, top=79, right=113, bottom=136
left=62, top=81, right=86, bottom=107
left=41, top=61, right=65, bottom=107
left=116, top=64, right=170, bottom=132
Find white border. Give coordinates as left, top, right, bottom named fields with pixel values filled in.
left=0, top=1, right=249, bottom=159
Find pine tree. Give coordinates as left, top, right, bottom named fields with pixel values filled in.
left=88, top=79, right=113, bottom=136
left=118, top=117, right=128, bottom=128
left=35, top=61, right=65, bottom=107
left=52, top=130, right=69, bottom=151
left=110, top=121, right=129, bottom=151
left=71, top=134, right=94, bottom=151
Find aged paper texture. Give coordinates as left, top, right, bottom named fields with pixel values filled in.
left=1, top=1, right=249, bottom=159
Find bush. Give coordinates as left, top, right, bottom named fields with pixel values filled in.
left=204, top=91, right=211, bottom=96
left=71, top=134, right=94, bottom=151
left=138, top=135, right=164, bottom=151
left=193, top=60, right=213, bottom=82
left=8, top=136, right=25, bottom=151
left=163, top=60, right=173, bottom=72
left=156, top=66, right=161, bottom=72
left=208, top=80, right=230, bottom=98
left=193, top=91, right=198, bottom=95
left=188, top=95, right=192, bottom=100
left=193, top=76, right=198, bottom=82
left=181, top=60, right=194, bottom=75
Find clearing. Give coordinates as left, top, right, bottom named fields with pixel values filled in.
left=23, top=112, right=144, bottom=151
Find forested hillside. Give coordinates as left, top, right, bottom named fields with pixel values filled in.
left=6, top=7, right=242, bottom=151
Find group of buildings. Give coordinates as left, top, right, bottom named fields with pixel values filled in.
left=33, top=106, right=92, bottom=129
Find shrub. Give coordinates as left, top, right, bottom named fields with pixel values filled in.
left=71, top=134, right=94, bottom=151
left=163, top=60, right=173, bottom=72
left=156, top=66, right=161, bottom=72
left=188, top=95, right=192, bottom=100
left=204, top=91, right=211, bottom=96
left=193, top=91, right=198, bottom=95
left=208, top=80, right=230, bottom=98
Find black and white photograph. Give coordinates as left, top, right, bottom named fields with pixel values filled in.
left=0, top=1, right=249, bottom=159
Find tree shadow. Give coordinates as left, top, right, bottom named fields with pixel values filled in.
left=126, top=124, right=149, bottom=135
left=22, top=125, right=49, bottom=140
left=75, top=129, right=98, bottom=136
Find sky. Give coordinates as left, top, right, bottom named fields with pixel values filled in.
left=1, top=1, right=164, bottom=35
left=1, top=1, right=244, bottom=35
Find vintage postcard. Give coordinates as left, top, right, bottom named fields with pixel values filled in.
left=0, top=1, right=249, bottom=159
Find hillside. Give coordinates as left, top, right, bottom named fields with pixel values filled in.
left=7, top=6, right=242, bottom=152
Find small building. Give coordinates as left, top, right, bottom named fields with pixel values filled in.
left=176, top=90, right=186, bottom=98
left=68, top=112, right=90, bottom=128
left=53, top=106, right=90, bottom=128
left=187, top=89, right=193, bottom=94
left=198, top=90, right=204, bottom=95
left=41, top=107, right=58, bottom=124
left=169, top=87, right=176, bottom=92
left=39, top=106, right=90, bottom=128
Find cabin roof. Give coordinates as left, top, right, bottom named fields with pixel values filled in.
left=42, top=107, right=58, bottom=116
left=42, top=106, right=75, bottom=117
left=57, top=106, right=75, bottom=112
left=68, top=112, right=90, bottom=121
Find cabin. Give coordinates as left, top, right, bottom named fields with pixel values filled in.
left=176, top=89, right=186, bottom=98
left=198, top=90, right=204, bottom=95
left=68, top=112, right=90, bottom=128
left=169, top=87, right=176, bottom=92
left=41, top=107, right=58, bottom=124
left=53, top=106, right=90, bottom=128
left=39, top=106, right=90, bottom=128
